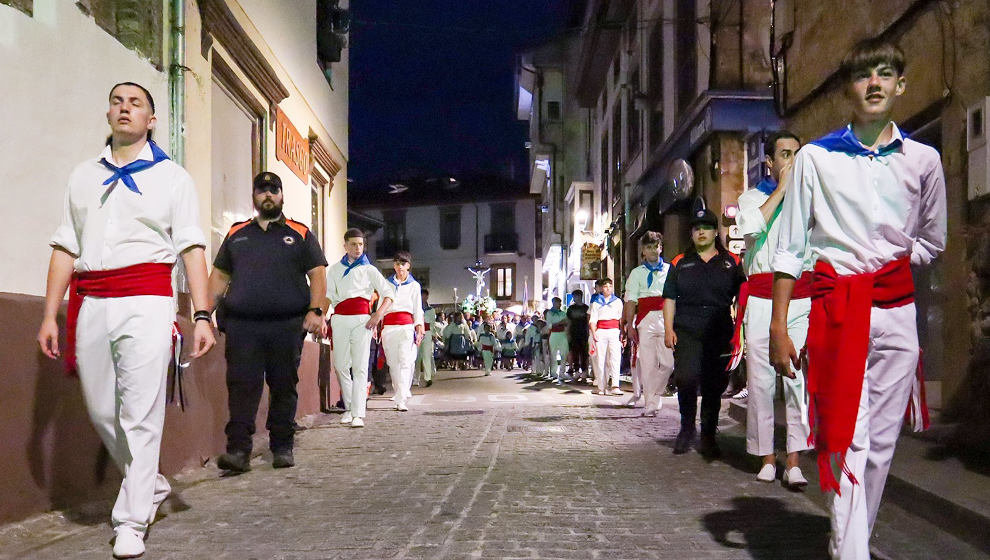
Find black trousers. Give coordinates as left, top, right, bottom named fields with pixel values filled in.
left=569, top=329, right=589, bottom=373
left=224, top=316, right=305, bottom=453
left=673, top=311, right=733, bottom=435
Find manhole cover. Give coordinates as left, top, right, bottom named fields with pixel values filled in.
left=524, top=416, right=567, bottom=423
left=424, top=410, right=486, bottom=416
left=507, top=424, right=566, bottom=433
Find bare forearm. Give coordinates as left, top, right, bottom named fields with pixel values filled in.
left=181, top=247, right=211, bottom=312
left=770, top=273, right=796, bottom=331
left=759, top=185, right=787, bottom=224
left=206, top=269, right=230, bottom=312
left=307, top=267, right=327, bottom=310
left=663, top=299, right=675, bottom=329
left=43, top=249, right=75, bottom=320
left=622, top=301, right=637, bottom=328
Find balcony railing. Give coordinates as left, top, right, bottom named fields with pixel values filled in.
left=484, top=232, right=518, bottom=254
left=375, top=239, right=409, bottom=257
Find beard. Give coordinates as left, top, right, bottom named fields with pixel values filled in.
left=256, top=199, right=283, bottom=220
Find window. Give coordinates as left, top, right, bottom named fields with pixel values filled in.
left=493, top=264, right=515, bottom=300
left=600, top=134, right=609, bottom=216
left=676, top=0, right=698, bottom=114
left=490, top=203, right=515, bottom=235
left=76, top=0, right=163, bottom=69
left=378, top=209, right=408, bottom=257
left=1, top=0, right=31, bottom=16
left=439, top=207, right=461, bottom=250
left=628, top=68, right=641, bottom=158
left=546, top=101, right=561, bottom=121
left=612, top=102, right=622, bottom=190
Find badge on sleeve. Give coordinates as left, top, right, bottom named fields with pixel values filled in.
left=283, top=236, right=295, bottom=245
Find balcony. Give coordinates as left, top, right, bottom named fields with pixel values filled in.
left=375, top=238, right=409, bottom=258
left=485, top=232, right=518, bottom=254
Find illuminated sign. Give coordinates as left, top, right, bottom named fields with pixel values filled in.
left=275, top=106, right=311, bottom=182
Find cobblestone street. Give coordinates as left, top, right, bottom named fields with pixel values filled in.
left=1, top=368, right=983, bottom=559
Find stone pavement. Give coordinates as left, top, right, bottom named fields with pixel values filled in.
left=1, top=368, right=985, bottom=559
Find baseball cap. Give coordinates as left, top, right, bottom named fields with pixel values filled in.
left=689, top=208, right=718, bottom=228
left=253, top=171, right=282, bottom=191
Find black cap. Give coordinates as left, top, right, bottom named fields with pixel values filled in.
left=689, top=208, right=718, bottom=227
left=253, top=171, right=282, bottom=191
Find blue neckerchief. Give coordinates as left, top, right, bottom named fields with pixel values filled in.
left=754, top=177, right=777, bottom=196
left=99, top=140, right=170, bottom=195
left=388, top=274, right=416, bottom=287
left=592, top=294, right=619, bottom=305
left=340, top=253, right=370, bottom=276
left=642, top=259, right=666, bottom=288
left=810, top=124, right=905, bottom=158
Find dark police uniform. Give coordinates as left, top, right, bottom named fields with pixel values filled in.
left=214, top=216, right=328, bottom=454
left=662, top=248, right=744, bottom=436
left=566, top=302, right=590, bottom=375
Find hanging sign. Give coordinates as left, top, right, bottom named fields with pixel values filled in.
left=580, top=242, right=602, bottom=280
left=275, top=106, right=311, bottom=182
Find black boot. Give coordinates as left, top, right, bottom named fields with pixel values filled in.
left=673, top=426, right=696, bottom=454
left=217, top=450, right=251, bottom=473
left=698, top=431, right=721, bottom=459
left=272, top=448, right=295, bottom=469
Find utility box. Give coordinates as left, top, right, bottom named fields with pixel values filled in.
left=967, top=97, right=990, bottom=200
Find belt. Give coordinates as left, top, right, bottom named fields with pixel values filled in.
left=635, top=296, right=664, bottom=325
left=550, top=323, right=566, bottom=332
left=66, top=263, right=173, bottom=376
left=595, top=319, right=620, bottom=329
left=383, top=311, right=414, bottom=325
left=334, top=297, right=371, bottom=315
left=482, top=345, right=494, bottom=352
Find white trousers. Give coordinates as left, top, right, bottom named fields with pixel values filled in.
left=629, top=356, right=642, bottom=400
left=593, top=328, right=622, bottom=392
left=828, top=304, right=918, bottom=560
left=481, top=350, right=495, bottom=373
left=745, top=297, right=812, bottom=456
left=331, top=314, right=373, bottom=419
left=383, top=324, right=416, bottom=406
left=76, top=295, right=174, bottom=535
left=548, top=332, right=569, bottom=380
left=637, top=311, right=675, bottom=411
left=416, top=337, right=435, bottom=383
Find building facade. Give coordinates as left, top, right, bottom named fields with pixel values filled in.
left=349, top=176, right=540, bottom=311
left=0, top=0, right=348, bottom=523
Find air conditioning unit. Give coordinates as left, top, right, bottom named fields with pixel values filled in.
left=967, top=97, right=990, bottom=200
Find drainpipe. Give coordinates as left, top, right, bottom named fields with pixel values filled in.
left=169, top=0, right=185, bottom=165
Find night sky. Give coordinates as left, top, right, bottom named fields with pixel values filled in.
left=348, top=0, right=579, bottom=191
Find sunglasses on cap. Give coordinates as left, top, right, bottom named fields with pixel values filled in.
left=254, top=184, right=281, bottom=194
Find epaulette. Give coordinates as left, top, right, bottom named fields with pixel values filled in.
left=671, top=253, right=685, bottom=266
left=226, top=219, right=252, bottom=237
left=285, top=219, right=310, bottom=238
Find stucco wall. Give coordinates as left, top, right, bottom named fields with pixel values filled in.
left=0, top=1, right=169, bottom=297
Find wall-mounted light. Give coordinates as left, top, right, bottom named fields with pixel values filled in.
left=539, top=204, right=549, bottom=213
left=575, top=209, right=589, bottom=231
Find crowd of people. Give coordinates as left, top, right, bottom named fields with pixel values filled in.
left=36, top=37, right=945, bottom=560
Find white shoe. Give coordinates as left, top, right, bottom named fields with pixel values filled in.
left=783, top=466, right=808, bottom=489
left=591, top=389, right=606, bottom=395
left=756, top=463, right=776, bottom=483
left=340, top=412, right=353, bottom=424
left=351, top=417, right=365, bottom=428
left=608, top=388, right=624, bottom=396
left=732, top=388, right=749, bottom=399
left=396, top=402, right=409, bottom=412
left=112, top=528, right=145, bottom=559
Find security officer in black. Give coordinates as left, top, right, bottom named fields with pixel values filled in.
left=662, top=208, right=744, bottom=458
left=208, top=171, right=328, bottom=472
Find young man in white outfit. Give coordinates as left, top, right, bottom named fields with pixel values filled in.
left=38, top=82, right=216, bottom=559
left=589, top=279, right=624, bottom=396
left=382, top=252, right=424, bottom=412
left=770, top=40, right=945, bottom=559
left=737, top=130, right=813, bottom=488
left=325, top=228, right=395, bottom=428
left=415, top=288, right=437, bottom=387
left=476, top=323, right=501, bottom=375
left=622, top=232, right=675, bottom=416
left=544, top=297, right=569, bottom=382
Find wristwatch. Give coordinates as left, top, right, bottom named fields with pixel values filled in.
left=308, top=307, right=323, bottom=316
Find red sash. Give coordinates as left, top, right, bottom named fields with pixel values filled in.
left=550, top=323, right=566, bottom=333
left=807, top=257, right=924, bottom=494
left=596, top=319, right=620, bottom=330
left=424, top=323, right=431, bottom=330
left=482, top=345, right=494, bottom=352
left=383, top=311, right=414, bottom=326
left=66, top=263, right=173, bottom=376
left=635, top=296, right=665, bottom=325
left=727, top=271, right=813, bottom=372
left=334, top=297, right=371, bottom=315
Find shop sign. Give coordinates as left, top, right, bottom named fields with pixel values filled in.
left=580, top=242, right=602, bottom=280
left=275, top=106, right=311, bottom=182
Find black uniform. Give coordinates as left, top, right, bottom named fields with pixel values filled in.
left=566, top=303, right=590, bottom=375
left=214, top=216, right=328, bottom=454
left=662, top=249, right=745, bottom=435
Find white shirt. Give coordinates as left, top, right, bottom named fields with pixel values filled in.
left=51, top=142, right=205, bottom=271
left=326, top=257, right=395, bottom=309
left=624, top=262, right=670, bottom=302
left=738, top=187, right=815, bottom=276
left=514, top=322, right=530, bottom=340
left=589, top=295, right=623, bottom=324
left=386, top=276, right=424, bottom=326
left=773, top=123, right=946, bottom=277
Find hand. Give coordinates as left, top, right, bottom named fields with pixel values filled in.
left=303, top=311, right=324, bottom=335
left=779, top=161, right=794, bottom=190
left=664, top=328, right=677, bottom=349
left=365, top=312, right=381, bottom=330
left=414, top=325, right=425, bottom=346
left=37, top=317, right=60, bottom=359
left=189, top=320, right=216, bottom=359
left=320, top=320, right=329, bottom=338
left=626, top=325, right=639, bottom=346
left=769, top=325, right=798, bottom=379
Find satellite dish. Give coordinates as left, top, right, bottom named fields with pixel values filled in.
left=665, top=159, right=694, bottom=200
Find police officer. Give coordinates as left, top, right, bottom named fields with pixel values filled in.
left=663, top=208, right=744, bottom=458
left=208, top=171, right=328, bottom=472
